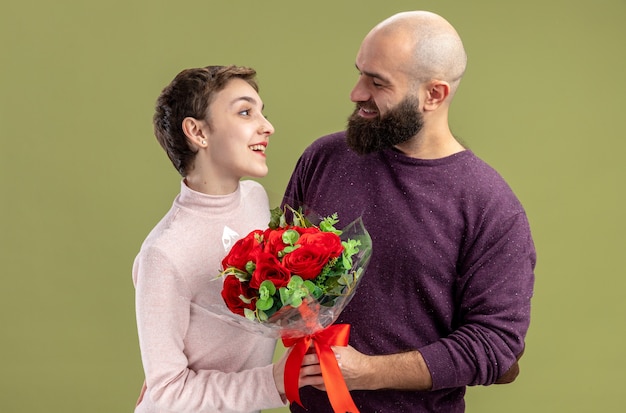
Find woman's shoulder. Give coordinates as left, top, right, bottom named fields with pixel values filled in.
left=240, top=179, right=269, bottom=204
left=240, top=179, right=266, bottom=193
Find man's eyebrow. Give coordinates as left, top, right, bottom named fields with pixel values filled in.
left=355, top=63, right=390, bottom=84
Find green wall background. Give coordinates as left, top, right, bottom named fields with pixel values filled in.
left=1, top=1, right=624, bottom=412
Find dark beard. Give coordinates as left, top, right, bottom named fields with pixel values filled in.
left=346, top=96, right=424, bottom=154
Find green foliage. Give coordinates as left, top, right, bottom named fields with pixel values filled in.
left=222, top=267, right=251, bottom=282
left=279, top=275, right=312, bottom=307
left=268, top=206, right=285, bottom=230
left=319, top=213, right=342, bottom=235
left=256, top=280, right=276, bottom=311
left=244, top=261, right=256, bottom=276
left=341, top=239, right=361, bottom=268
left=271, top=205, right=314, bottom=229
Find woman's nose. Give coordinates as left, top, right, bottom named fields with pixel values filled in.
left=259, top=117, right=274, bottom=136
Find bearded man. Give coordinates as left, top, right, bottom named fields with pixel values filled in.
left=282, top=10, right=536, bottom=413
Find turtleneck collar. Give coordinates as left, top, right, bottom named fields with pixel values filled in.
left=175, top=179, right=242, bottom=216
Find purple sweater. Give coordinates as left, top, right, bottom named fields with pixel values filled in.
left=282, top=132, right=536, bottom=412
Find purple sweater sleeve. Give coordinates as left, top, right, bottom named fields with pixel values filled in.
left=419, top=211, right=535, bottom=388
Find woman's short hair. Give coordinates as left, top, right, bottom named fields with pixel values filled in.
left=153, top=65, right=258, bottom=176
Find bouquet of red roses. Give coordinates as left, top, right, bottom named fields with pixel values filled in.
left=219, top=205, right=371, bottom=412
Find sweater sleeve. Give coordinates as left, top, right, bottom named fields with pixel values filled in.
left=419, top=211, right=536, bottom=389
left=133, top=246, right=286, bottom=413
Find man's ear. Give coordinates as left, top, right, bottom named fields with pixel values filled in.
left=423, top=81, right=450, bottom=111
left=182, top=117, right=208, bottom=148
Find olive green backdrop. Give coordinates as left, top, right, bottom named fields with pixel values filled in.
left=1, top=0, right=624, bottom=412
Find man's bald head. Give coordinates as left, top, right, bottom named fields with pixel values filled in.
left=367, top=11, right=467, bottom=95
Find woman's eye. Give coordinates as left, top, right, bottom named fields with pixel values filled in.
left=239, top=109, right=250, bottom=116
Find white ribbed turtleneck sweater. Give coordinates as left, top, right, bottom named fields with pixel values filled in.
left=133, top=180, right=285, bottom=413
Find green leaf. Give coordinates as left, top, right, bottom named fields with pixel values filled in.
left=303, top=280, right=316, bottom=293
left=259, top=280, right=276, bottom=297
left=244, top=308, right=256, bottom=321
left=239, top=294, right=253, bottom=304
left=304, top=280, right=323, bottom=299
left=278, top=244, right=301, bottom=258
left=340, top=239, right=361, bottom=269
left=282, top=229, right=300, bottom=245
left=279, top=286, right=290, bottom=305
left=338, top=272, right=354, bottom=286
left=342, top=239, right=361, bottom=256
left=269, top=207, right=283, bottom=229
left=288, top=275, right=304, bottom=289
left=278, top=275, right=313, bottom=308
left=319, top=213, right=342, bottom=235
left=256, top=281, right=277, bottom=311
left=245, top=261, right=256, bottom=275
left=227, top=268, right=250, bottom=282
left=256, top=296, right=274, bottom=311
left=342, top=254, right=352, bottom=269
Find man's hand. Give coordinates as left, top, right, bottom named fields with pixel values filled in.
left=495, top=347, right=525, bottom=384
left=331, top=345, right=433, bottom=391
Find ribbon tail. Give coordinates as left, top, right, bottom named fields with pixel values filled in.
left=282, top=337, right=309, bottom=408
left=315, top=341, right=360, bottom=413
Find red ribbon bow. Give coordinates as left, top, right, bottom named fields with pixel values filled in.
left=282, top=324, right=359, bottom=413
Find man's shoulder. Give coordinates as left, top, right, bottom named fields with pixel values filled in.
left=306, top=131, right=347, bottom=152
left=459, top=151, right=526, bottom=212
left=297, top=131, right=353, bottom=166
left=451, top=151, right=505, bottom=183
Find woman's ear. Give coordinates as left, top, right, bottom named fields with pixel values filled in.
left=182, top=117, right=208, bottom=148
left=423, top=81, right=450, bottom=111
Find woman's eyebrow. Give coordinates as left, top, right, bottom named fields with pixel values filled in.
left=230, top=96, right=264, bottom=110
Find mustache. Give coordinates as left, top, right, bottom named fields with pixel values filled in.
left=357, top=101, right=379, bottom=113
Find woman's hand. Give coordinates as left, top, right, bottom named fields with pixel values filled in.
left=273, top=347, right=325, bottom=396
left=294, top=345, right=371, bottom=391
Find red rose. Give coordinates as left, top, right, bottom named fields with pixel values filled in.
left=293, top=226, right=319, bottom=236
left=221, top=274, right=256, bottom=316
left=262, top=228, right=289, bottom=256
left=282, top=231, right=343, bottom=280
left=282, top=245, right=329, bottom=280
left=221, top=230, right=264, bottom=270
left=297, top=231, right=343, bottom=258
left=250, top=252, right=291, bottom=289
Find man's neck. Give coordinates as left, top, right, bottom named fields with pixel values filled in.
left=394, top=131, right=465, bottom=159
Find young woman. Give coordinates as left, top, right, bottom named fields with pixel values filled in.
left=132, top=65, right=289, bottom=412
